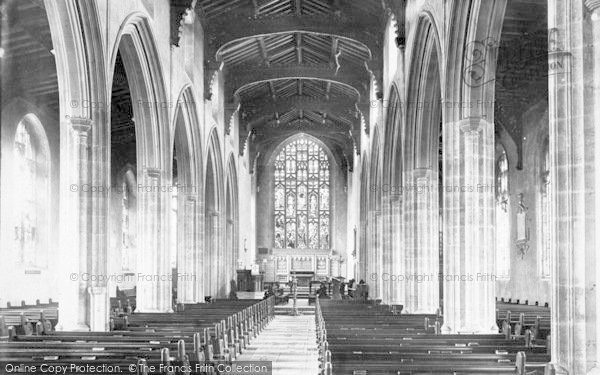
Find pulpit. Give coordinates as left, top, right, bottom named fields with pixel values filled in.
left=236, top=270, right=252, bottom=291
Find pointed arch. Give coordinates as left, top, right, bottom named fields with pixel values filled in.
left=172, top=86, right=203, bottom=303
left=225, top=154, right=240, bottom=283
left=110, top=14, right=170, bottom=170
left=109, top=14, right=171, bottom=313
left=8, top=114, right=51, bottom=269
left=402, top=12, right=444, bottom=314
left=204, top=128, right=225, bottom=297
left=367, top=127, right=382, bottom=300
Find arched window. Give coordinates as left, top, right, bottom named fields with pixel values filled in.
left=539, top=143, right=551, bottom=278
left=120, top=170, right=136, bottom=271
left=13, top=117, right=49, bottom=268
left=495, top=149, right=510, bottom=278
left=121, top=180, right=131, bottom=270
left=274, top=138, right=330, bottom=249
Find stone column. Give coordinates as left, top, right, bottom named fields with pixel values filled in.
left=58, top=117, right=91, bottom=331
left=442, top=117, right=496, bottom=334
left=546, top=1, right=600, bottom=373
left=177, top=194, right=200, bottom=303
left=207, top=212, right=220, bottom=297
left=380, top=194, right=392, bottom=303
left=402, top=170, right=416, bottom=312
left=589, top=2, right=600, bottom=372
left=367, top=210, right=382, bottom=299
left=388, top=196, right=404, bottom=306
left=89, top=110, right=109, bottom=332
left=412, top=168, right=439, bottom=314
left=136, top=168, right=172, bottom=312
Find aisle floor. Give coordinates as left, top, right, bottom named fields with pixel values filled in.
left=236, top=313, right=320, bottom=375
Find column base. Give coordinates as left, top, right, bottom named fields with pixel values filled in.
left=413, top=307, right=440, bottom=315
left=441, top=324, right=498, bottom=335
left=88, top=286, right=108, bottom=332
left=135, top=308, right=174, bottom=313
left=56, top=322, right=90, bottom=332
left=544, top=363, right=569, bottom=375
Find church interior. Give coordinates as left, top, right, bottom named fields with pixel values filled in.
left=1, top=0, right=599, bottom=374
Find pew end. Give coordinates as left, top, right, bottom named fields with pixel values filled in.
left=136, top=359, right=148, bottom=375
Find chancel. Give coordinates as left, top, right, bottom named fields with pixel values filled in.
left=1, top=0, right=599, bottom=374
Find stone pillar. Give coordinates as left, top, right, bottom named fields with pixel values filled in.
left=367, top=210, right=382, bottom=300
left=136, top=168, right=172, bottom=312
left=388, top=197, right=404, bottom=306
left=207, top=212, right=220, bottom=297
left=89, top=111, right=109, bottom=332
left=589, top=2, right=600, bottom=373
left=402, top=170, right=416, bottom=312
left=177, top=194, right=200, bottom=303
left=442, top=117, right=496, bottom=334
left=412, top=168, right=439, bottom=314
left=88, top=287, right=107, bottom=331
left=58, top=117, right=91, bottom=331
left=380, top=194, right=392, bottom=304
left=547, top=1, right=600, bottom=373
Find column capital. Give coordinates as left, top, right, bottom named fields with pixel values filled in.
left=585, top=0, right=600, bottom=12
left=413, top=167, right=433, bottom=179
left=459, top=116, right=486, bottom=134
left=143, top=167, right=162, bottom=178
left=184, top=193, right=200, bottom=202
left=68, top=116, right=92, bottom=134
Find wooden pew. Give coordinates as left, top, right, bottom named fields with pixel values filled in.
left=0, top=299, right=58, bottom=335
left=316, top=298, right=550, bottom=375
left=0, top=297, right=275, bottom=375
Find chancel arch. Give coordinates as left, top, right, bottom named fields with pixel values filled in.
left=256, top=132, right=344, bottom=286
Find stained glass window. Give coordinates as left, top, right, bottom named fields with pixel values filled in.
left=121, top=180, right=131, bottom=269
left=274, top=138, right=330, bottom=249
left=13, top=119, right=49, bottom=267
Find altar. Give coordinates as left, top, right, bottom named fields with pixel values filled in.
left=289, top=271, right=315, bottom=287
left=259, top=249, right=342, bottom=283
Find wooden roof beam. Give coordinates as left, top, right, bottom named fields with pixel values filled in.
left=296, top=33, right=303, bottom=64
left=257, top=37, right=270, bottom=66
left=207, top=15, right=381, bottom=61
left=228, top=64, right=368, bottom=99
left=268, top=81, right=277, bottom=100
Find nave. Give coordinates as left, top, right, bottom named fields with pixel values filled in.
left=1, top=0, right=600, bottom=374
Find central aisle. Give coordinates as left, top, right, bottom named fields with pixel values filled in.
left=237, top=306, right=320, bottom=375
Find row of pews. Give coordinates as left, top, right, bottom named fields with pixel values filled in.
left=315, top=299, right=551, bottom=375
left=496, top=299, right=551, bottom=341
left=0, top=299, right=58, bottom=336
left=0, top=297, right=275, bottom=374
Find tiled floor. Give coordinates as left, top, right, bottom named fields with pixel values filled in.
left=237, top=312, right=319, bottom=375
